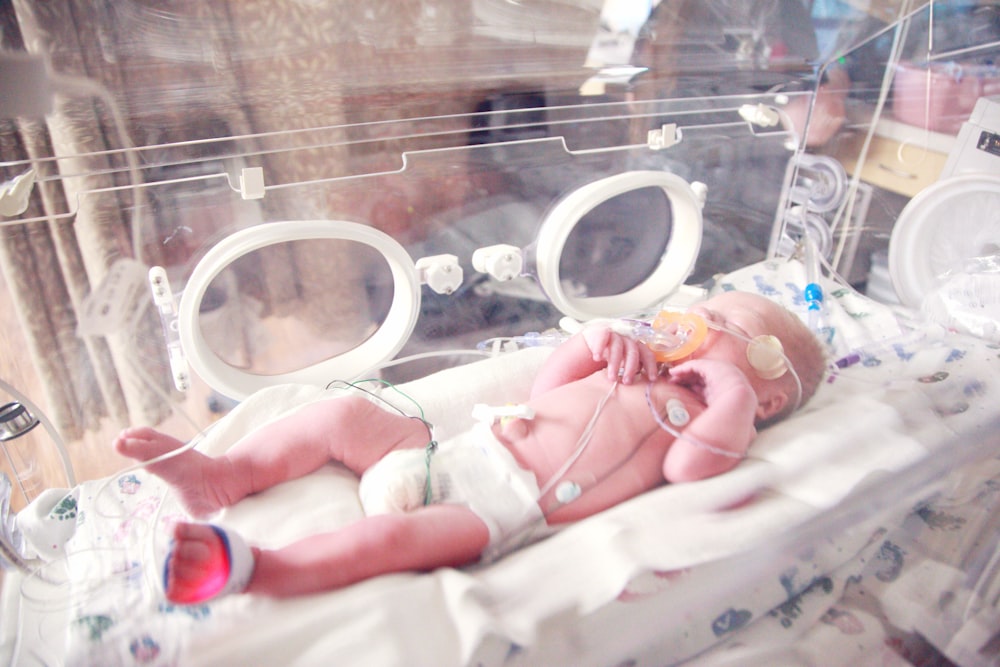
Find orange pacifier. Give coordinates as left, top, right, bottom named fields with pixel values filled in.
left=646, top=311, right=708, bottom=363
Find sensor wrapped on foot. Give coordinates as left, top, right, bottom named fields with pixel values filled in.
left=162, top=524, right=255, bottom=605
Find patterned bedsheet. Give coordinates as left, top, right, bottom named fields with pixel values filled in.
left=3, top=259, right=999, bottom=667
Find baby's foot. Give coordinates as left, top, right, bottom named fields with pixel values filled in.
left=114, top=427, right=231, bottom=518
left=114, top=426, right=187, bottom=463
left=163, top=522, right=255, bottom=604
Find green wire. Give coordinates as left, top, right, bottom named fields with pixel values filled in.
left=326, top=378, right=438, bottom=505
left=423, top=440, right=438, bottom=506
left=330, top=378, right=428, bottom=420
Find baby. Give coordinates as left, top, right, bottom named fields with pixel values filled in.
left=115, top=290, right=826, bottom=604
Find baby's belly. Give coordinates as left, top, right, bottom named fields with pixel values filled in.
left=502, top=374, right=705, bottom=523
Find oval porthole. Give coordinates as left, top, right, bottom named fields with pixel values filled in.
left=532, top=171, right=704, bottom=321
left=178, top=220, right=421, bottom=399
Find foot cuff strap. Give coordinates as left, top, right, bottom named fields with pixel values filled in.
left=163, top=524, right=255, bottom=604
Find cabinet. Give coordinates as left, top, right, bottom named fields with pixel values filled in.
left=829, top=115, right=955, bottom=198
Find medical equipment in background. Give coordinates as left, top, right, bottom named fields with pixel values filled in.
left=889, top=95, right=1000, bottom=310
left=0, top=389, right=75, bottom=575
left=772, top=153, right=845, bottom=259
left=0, top=403, right=44, bottom=507
left=0, top=474, right=28, bottom=573
left=0, top=389, right=75, bottom=511
left=769, top=150, right=874, bottom=291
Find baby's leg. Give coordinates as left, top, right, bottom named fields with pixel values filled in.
left=117, top=396, right=430, bottom=517
left=218, top=395, right=433, bottom=489
left=114, top=427, right=235, bottom=518
left=164, top=506, right=489, bottom=601
left=163, top=523, right=253, bottom=604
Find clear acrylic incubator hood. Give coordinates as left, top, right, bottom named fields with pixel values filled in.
left=1, top=0, right=848, bottom=407
left=2, top=2, right=1000, bottom=665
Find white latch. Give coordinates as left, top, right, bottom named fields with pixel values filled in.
left=416, top=254, right=463, bottom=295
left=239, top=167, right=265, bottom=200
left=647, top=123, right=682, bottom=150
left=738, top=104, right=781, bottom=128
left=0, top=168, right=36, bottom=217
left=472, top=244, right=523, bottom=281
left=691, top=181, right=708, bottom=207
left=148, top=266, right=191, bottom=392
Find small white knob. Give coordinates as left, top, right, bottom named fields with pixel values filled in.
left=416, top=254, right=463, bottom=295
left=472, top=244, right=523, bottom=281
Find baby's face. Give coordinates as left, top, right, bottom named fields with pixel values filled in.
left=684, top=292, right=789, bottom=381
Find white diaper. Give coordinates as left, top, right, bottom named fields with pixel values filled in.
left=358, top=421, right=550, bottom=562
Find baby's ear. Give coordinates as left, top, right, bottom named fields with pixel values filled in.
left=755, top=390, right=788, bottom=422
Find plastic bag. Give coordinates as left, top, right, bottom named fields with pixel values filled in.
left=921, top=255, right=1000, bottom=342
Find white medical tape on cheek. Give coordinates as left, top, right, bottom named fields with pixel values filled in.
left=746, top=334, right=788, bottom=379
left=697, top=317, right=790, bottom=381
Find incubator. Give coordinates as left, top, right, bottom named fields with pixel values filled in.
left=1, top=1, right=1000, bottom=665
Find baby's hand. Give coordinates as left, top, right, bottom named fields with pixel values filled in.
left=667, top=358, right=756, bottom=410
left=582, top=326, right=658, bottom=384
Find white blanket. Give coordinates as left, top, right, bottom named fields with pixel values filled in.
left=5, top=258, right=1000, bottom=667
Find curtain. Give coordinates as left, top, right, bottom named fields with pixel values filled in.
left=0, top=0, right=598, bottom=437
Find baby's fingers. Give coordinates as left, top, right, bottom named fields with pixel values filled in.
left=586, top=327, right=612, bottom=361
left=618, top=338, right=640, bottom=383
left=605, top=334, right=625, bottom=380
left=637, top=342, right=658, bottom=381
left=619, top=339, right=658, bottom=383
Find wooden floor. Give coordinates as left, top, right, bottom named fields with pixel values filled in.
left=0, top=275, right=229, bottom=607
left=0, top=272, right=219, bottom=515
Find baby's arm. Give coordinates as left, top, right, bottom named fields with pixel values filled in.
left=531, top=326, right=657, bottom=398
left=661, top=358, right=758, bottom=482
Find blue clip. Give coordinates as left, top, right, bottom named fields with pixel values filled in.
left=804, top=282, right=824, bottom=311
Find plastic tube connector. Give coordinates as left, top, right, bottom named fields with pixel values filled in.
left=471, top=403, right=536, bottom=424
left=475, top=330, right=567, bottom=355
left=614, top=312, right=708, bottom=363
left=515, top=331, right=566, bottom=347
left=804, top=282, right=824, bottom=311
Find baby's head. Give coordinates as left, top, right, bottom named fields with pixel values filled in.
left=686, top=290, right=827, bottom=425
